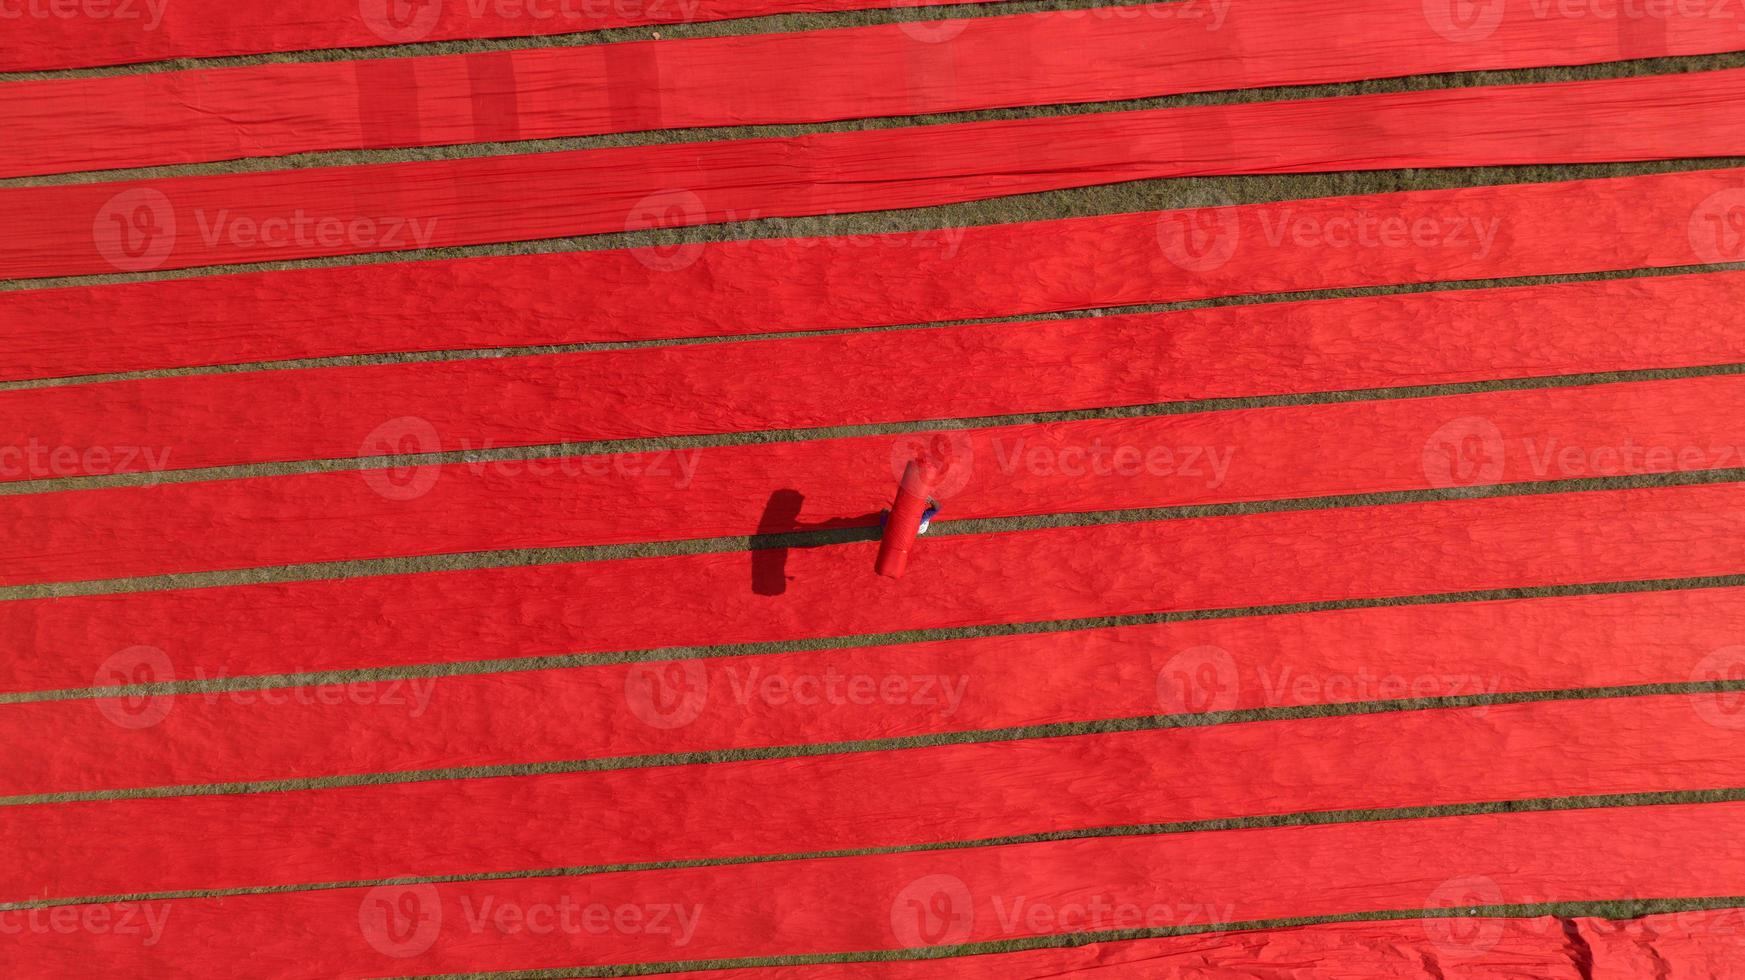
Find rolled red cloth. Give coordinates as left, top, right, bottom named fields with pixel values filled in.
left=874, top=459, right=943, bottom=579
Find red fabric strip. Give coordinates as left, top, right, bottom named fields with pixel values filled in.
left=6, top=800, right=1741, bottom=976
left=10, top=272, right=1745, bottom=484
left=640, top=909, right=1745, bottom=979
left=12, top=360, right=1745, bottom=586
left=7, top=164, right=1742, bottom=383
left=12, top=587, right=1745, bottom=797
left=0, top=0, right=1010, bottom=71
left=12, top=694, right=1743, bottom=902
left=14, top=481, right=1745, bottom=694
left=12, top=0, right=1745, bottom=177
left=8, top=68, right=1745, bottom=281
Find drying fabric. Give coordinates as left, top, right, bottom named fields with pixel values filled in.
left=12, top=272, right=1745, bottom=483
left=13, top=364, right=1745, bottom=586
left=8, top=164, right=1742, bottom=383
left=14, top=586, right=1744, bottom=797
left=9, top=68, right=1745, bottom=281
left=16, top=481, right=1745, bottom=694
left=0, top=0, right=1011, bottom=71
left=639, top=909, right=1745, bottom=979
left=12, top=0, right=1742, bottom=177
left=13, top=694, right=1744, bottom=901
left=6, top=800, right=1740, bottom=975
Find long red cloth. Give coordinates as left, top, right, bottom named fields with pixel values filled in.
left=9, top=69, right=1745, bottom=280
left=14, top=482, right=1745, bottom=693
left=10, top=273, right=1745, bottom=483
left=13, top=587, right=1745, bottom=797
left=11, top=694, right=1743, bottom=902
left=638, top=909, right=1745, bottom=979
left=11, top=366, right=1745, bottom=586
left=11, top=0, right=1741, bottom=177
left=5, top=800, right=1740, bottom=975
left=0, top=0, right=1010, bottom=71
left=9, top=165, right=1742, bottom=382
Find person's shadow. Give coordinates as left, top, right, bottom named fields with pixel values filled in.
left=751, top=489, right=883, bottom=596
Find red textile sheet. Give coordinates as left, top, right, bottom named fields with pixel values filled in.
left=5, top=800, right=1741, bottom=975
left=638, top=908, right=1745, bottom=979
left=9, top=164, right=1744, bottom=382
left=12, top=364, right=1745, bottom=586
left=10, top=272, right=1745, bottom=484
left=13, top=587, right=1745, bottom=796
left=12, top=694, right=1745, bottom=902
left=15, top=481, right=1745, bottom=693
left=10, top=0, right=1742, bottom=177
left=8, top=68, right=1745, bottom=280
left=0, top=0, right=1010, bottom=71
